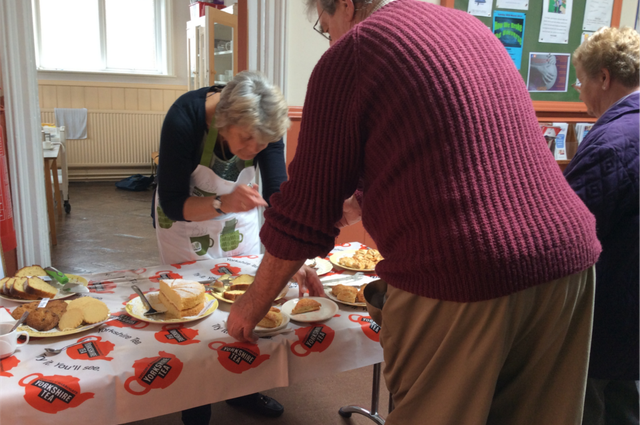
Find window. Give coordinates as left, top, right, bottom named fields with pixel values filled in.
left=32, top=0, right=169, bottom=75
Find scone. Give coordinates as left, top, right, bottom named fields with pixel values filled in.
left=291, top=298, right=321, bottom=315
left=257, top=307, right=283, bottom=328
left=356, top=284, right=367, bottom=303
left=336, top=287, right=357, bottom=303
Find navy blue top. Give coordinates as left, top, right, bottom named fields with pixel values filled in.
left=157, top=86, right=287, bottom=221
left=564, top=92, right=639, bottom=380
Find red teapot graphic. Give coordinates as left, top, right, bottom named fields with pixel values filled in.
left=208, top=341, right=269, bottom=374
left=88, top=280, right=117, bottom=294
left=291, top=324, right=335, bottom=357
left=124, top=351, right=184, bottom=395
left=107, top=311, right=150, bottom=329
left=349, top=314, right=380, bottom=342
left=66, top=336, right=115, bottom=361
left=0, top=355, right=20, bottom=377
left=171, top=260, right=197, bottom=269
left=149, top=270, right=183, bottom=283
left=210, top=263, right=241, bottom=276
left=155, top=324, right=200, bottom=345
left=19, top=374, right=95, bottom=413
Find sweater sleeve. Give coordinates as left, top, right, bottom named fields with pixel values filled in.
left=157, top=104, right=201, bottom=222
left=564, top=136, right=629, bottom=241
left=255, top=139, right=287, bottom=206
left=260, top=33, right=363, bottom=260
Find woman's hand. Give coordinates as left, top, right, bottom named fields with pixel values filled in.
left=336, top=194, right=362, bottom=228
left=292, top=265, right=324, bottom=297
left=221, top=184, right=268, bottom=213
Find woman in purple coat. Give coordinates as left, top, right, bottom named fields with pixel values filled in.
left=565, top=26, right=639, bottom=425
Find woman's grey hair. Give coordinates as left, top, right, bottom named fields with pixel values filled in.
left=215, top=71, right=290, bottom=144
left=305, top=0, right=377, bottom=21
left=573, top=26, right=640, bottom=88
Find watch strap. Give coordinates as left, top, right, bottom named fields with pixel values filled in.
left=213, top=196, right=225, bottom=215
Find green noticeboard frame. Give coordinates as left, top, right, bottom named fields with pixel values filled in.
left=449, top=0, right=623, bottom=105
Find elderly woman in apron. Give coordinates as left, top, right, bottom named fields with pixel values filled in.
left=155, top=71, right=319, bottom=423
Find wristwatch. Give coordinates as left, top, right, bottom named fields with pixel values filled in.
left=212, top=196, right=226, bottom=215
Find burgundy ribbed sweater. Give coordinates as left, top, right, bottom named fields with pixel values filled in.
left=262, top=0, right=601, bottom=302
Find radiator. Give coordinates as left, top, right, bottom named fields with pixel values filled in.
left=41, top=110, right=165, bottom=181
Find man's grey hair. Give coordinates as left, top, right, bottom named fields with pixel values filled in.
left=215, top=71, right=290, bottom=144
left=305, top=0, right=377, bottom=20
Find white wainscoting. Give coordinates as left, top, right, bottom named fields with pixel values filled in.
left=42, top=109, right=165, bottom=181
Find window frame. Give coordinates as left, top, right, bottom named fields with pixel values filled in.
left=32, top=0, right=172, bottom=77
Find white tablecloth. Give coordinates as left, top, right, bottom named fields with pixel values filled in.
left=0, top=243, right=383, bottom=424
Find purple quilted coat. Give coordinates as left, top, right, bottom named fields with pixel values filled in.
left=564, top=92, right=639, bottom=380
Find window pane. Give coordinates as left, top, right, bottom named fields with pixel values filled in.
left=105, top=0, right=157, bottom=71
left=38, top=0, right=101, bottom=71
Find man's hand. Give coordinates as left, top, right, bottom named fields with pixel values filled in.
left=336, top=194, right=362, bottom=228
left=292, top=265, right=324, bottom=297
left=227, top=252, right=305, bottom=342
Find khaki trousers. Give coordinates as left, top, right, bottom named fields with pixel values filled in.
left=378, top=267, right=595, bottom=425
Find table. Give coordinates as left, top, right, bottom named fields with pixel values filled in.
left=43, top=144, right=63, bottom=246
left=0, top=243, right=384, bottom=424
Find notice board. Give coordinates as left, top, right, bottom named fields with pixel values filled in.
left=448, top=0, right=622, bottom=103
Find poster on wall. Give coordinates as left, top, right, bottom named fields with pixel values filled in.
left=539, top=0, right=574, bottom=44
left=496, top=0, right=529, bottom=10
left=526, top=52, right=571, bottom=92
left=493, top=11, right=526, bottom=69
left=582, top=0, right=614, bottom=31
left=467, top=0, right=492, bottom=17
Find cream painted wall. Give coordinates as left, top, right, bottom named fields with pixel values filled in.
left=620, top=0, right=638, bottom=28
left=285, top=0, right=440, bottom=107
left=36, top=0, right=190, bottom=86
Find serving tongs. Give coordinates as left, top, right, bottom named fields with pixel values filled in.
left=320, top=272, right=365, bottom=287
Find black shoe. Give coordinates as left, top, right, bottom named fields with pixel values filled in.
left=226, top=392, right=284, bottom=418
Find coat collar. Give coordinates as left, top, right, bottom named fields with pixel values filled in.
left=595, top=91, right=639, bottom=128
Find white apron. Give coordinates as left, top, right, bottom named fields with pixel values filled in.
left=155, top=121, right=261, bottom=265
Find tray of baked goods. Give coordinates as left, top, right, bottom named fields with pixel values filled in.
left=210, top=274, right=288, bottom=304
left=0, top=265, right=88, bottom=303
left=329, top=249, right=383, bottom=272
left=10, top=297, right=110, bottom=337
left=323, top=283, right=368, bottom=307
left=126, top=279, right=218, bottom=324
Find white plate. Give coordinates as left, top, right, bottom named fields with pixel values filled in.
left=212, top=285, right=288, bottom=304
left=279, top=297, right=339, bottom=323
left=324, top=287, right=366, bottom=307
left=125, top=292, right=218, bottom=324
left=0, top=274, right=89, bottom=303
left=255, top=311, right=290, bottom=333
left=305, top=258, right=333, bottom=276
left=329, top=250, right=379, bottom=272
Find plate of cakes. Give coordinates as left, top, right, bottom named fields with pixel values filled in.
left=324, top=283, right=368, bottom=307
left=11, top=297, right=111, bottom=337
left=280, top=297, right=339, bottom=323
left=126, top=279, right=218, bottom=324
left=329, top=249, right=383, bottom=272
left=0, top=265, right=88, bottom=303
left=210, top=274, right=288, bottom=304
left=254, top=307, right=290, bottom=333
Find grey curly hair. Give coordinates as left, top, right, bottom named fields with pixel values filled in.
left=215, top=71, right=290, bottom=144
left=573, top=26, right=640, bottom=88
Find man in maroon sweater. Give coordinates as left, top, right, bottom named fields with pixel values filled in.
left=228, top=1, right=601, bottom=423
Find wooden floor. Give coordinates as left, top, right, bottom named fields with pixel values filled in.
left=51, top=182, right=390, bottom=425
